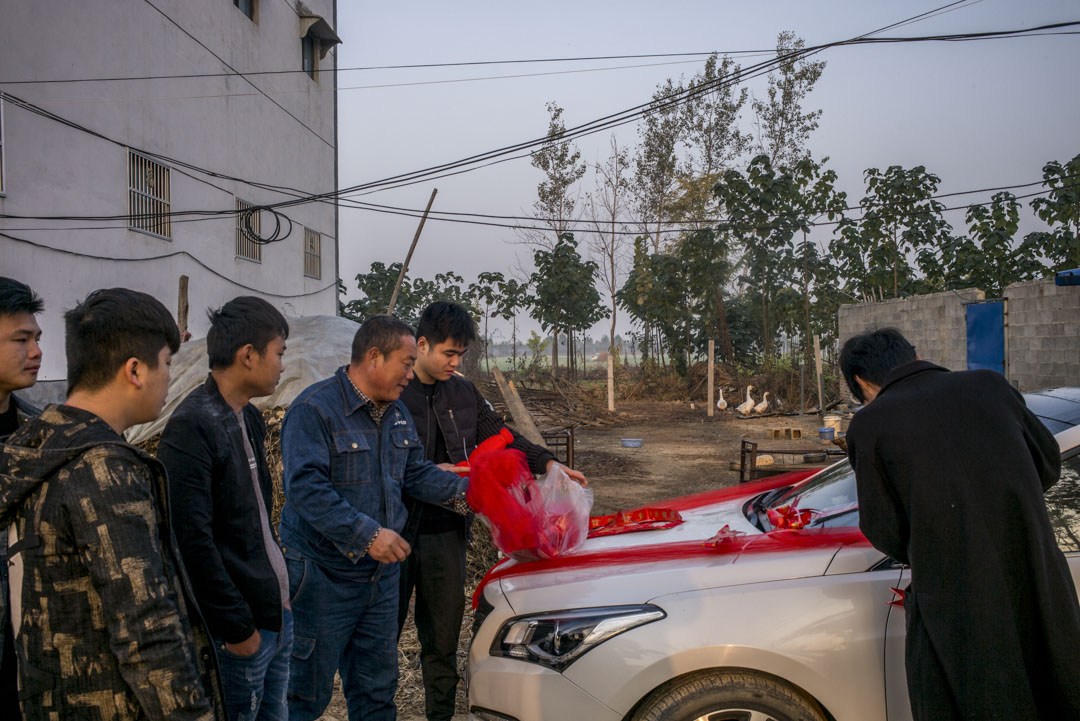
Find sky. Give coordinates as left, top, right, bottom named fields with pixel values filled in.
left=333, top=0, right=1080, bottom=343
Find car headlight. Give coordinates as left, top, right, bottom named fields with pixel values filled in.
left=490, top=604, right=665, bottom=671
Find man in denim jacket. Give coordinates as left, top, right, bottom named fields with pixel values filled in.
left=279, top=315, right=470, bottom=721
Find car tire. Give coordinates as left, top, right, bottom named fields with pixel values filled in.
left=629, top=670, right=827, bottom=721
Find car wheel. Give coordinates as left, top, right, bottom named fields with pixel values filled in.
left=629, top=670, right=827, bottom=721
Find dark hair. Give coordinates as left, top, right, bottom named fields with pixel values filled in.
left=416, top=301, right=476, bottom=346
left=65, top=288, right=181, bottom=395
left=351, top=315, right=414, bottom=363
left=206, top=296, right=289, bottom=369
left=0, top=277, right=44, bottom=317
left=839, top=328, right=917, bottom=403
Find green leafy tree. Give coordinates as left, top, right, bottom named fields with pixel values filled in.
left=494, top=277, right=530, bottom=371
left=1027, top=153, right=1080, bottom=271
left=713, top=154, right=806, bottom=364
left=342, top=263, right=477, bottom=326
left=835, top=165, right=951, bottom=299
left=530, top=234, right=606, bottom=378
left=468, top=271, right=504, bottom=372
left=937, top=192, right=1043, bottom=296
left=752, top=32, right=826, bottom=169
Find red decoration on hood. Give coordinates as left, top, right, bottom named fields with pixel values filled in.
left=588, top=507, right=684, bottom=537
left=472, top=527, right=870, bottom=608
left=703, top=524, right=746, bottom=546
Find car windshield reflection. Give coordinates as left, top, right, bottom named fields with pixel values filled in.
left=765, top=460, right=860, bottom=530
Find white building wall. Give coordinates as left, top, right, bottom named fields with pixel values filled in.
left=0, top=0, right=339, bottom=380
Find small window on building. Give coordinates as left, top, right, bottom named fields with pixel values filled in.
left=128, top=150, right=171, bottom=239
left=235, top=199, right=262, bottom=262
left=304, top=227, right=321, bottom=279
left=233, top=0, right=255, bottom=21
left=301, top=34, right=317, bottom=79
left=299, top=15, right=341, bottom=82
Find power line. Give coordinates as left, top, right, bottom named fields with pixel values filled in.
left=17, top=57, right=736, bottom=107
left=140, top=0, right=335, bottom=149
left=5, top=177, right=1073, bottom=236
left=0, top=231, right=337, bottom=298
left=7, top=6, right=1072, bottom=225
left=318, top=17, right=1080, bottom=201
left=0, top=51, right=772, bottom=86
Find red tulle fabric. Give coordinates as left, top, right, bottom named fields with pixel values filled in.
left=465, top=427, right=592, bottom=561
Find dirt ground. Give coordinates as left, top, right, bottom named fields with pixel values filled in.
left=318, top=401, right=837, bottom=721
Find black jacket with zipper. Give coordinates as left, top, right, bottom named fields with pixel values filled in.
left=400, top=374, right=555, bottom=537
left=158, top=375, right=283, bottom=644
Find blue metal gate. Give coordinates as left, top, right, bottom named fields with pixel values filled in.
left=966, top=301, right=1005, bottom=374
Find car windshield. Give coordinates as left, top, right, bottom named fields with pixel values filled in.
left=765, top=460, right=860, bottom=529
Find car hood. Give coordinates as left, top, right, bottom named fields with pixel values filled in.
left=477, top=472, right=872, bottom=613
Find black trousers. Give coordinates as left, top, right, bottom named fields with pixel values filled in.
left=398, top=527, right=468, bottom=721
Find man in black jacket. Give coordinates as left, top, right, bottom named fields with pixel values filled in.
left=159, top=296, right=291, bottom=721
left=841, top=328, right=1080, bottom=721
left=398, top=301, right=585, bottom=721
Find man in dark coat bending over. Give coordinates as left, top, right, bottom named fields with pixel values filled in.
left=840, top=328, right=1080, bottom=721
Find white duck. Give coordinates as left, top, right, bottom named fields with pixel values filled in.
left=716, top=388, right=727, bottom=412
left=736, top=385, right=756, bottom=415
left=753, top=391, right=771, bottom=414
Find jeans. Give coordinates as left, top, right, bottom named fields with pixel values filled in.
left=214, top=608, right=293, bottom=721
left=398, top=527, right=467, bottom=721
left=286, top=555, right=401, bottom=721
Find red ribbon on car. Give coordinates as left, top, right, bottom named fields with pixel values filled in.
left=588, top=507, right=684, bottom=537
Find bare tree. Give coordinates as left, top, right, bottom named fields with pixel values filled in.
left=752, top=31, right=826, bottom=169
left=587, top=135, right=633, bottom=360
left=633, top=79, right=685, bottom=254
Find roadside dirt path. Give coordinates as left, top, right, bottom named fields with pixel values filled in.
left=317, top=401, right=836, bottom=720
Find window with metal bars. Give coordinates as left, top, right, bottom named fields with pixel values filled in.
left=233, top=0, right=255, bottom=21
left=235, top=199, right=262, bottom=262
left=128, top=151, right=171, bottom=239
left=304, top=227, right=321, bottom=279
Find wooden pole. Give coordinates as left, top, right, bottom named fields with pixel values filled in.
left=492, top=366, right=547, bottom=447
left=707, top=339, right=715, bottom=417
left=387, top=188, right=438, bottom=315
left=177, top=275, right=190, bottom=341
left=814, top=334, right=825, bottom=424
left=607, top=353, right=615, bottom=413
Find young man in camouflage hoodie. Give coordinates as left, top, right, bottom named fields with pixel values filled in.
left=0, top=288, right=224, bottom=720
left=0, top=277, right=45, bottom=716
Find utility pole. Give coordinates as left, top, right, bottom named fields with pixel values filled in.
left=387, top=188, right=437, bottom=315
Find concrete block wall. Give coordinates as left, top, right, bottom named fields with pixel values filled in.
left=838, top=288, right=985, bottom=370
left=1005, top=278, right=1080, bottom=390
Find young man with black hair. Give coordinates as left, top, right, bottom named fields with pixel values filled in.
left=279, top=314, right=473, bottom=721
left=159, top=296, right=291, bottom=721
left=840, top=328, right=1080, bottom=720
left=0, top=288, right=224, bottom=719
left=0, top=276, right=44, bottom=715
left=398, top=300, right=585, bottom=721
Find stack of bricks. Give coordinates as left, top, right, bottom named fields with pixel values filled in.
left=839, top=288, right=984, bottom=371
left=1005, top=278, right=1080, bottom=391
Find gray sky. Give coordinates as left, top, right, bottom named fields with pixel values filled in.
left=335, top=0, right=1080, bottom=343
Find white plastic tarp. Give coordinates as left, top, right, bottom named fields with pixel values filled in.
left=127, top=314, right=359, bottom=443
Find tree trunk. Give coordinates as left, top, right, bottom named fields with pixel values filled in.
left=714, top=288, right=734, bottom=363
left=761, top=288, right=771, bottom=366
left=550, top=325, right=559, bottom=379
left=484, top=312, right=491, bottom=373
